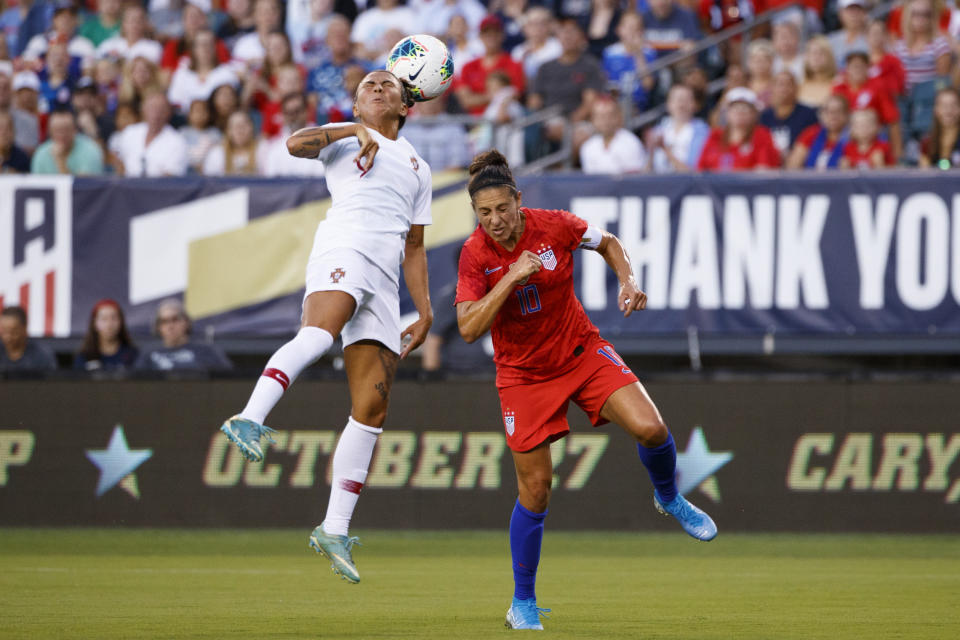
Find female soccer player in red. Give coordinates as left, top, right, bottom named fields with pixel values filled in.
left=455, top=150, right=717, bottom=631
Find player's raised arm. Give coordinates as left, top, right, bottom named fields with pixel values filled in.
left=286, top=123, right=378, bottom=168
left=593, top=230, right=647, bottom=317
left=457, top=250, right=541, bottom=343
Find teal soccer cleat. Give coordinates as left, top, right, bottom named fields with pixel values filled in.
left=654, top=491, right=718, bottom=541
left=220, top=415, right=277, bottom=463
left=309, top=525, right=362, bottom=584
left=505, top=597, right=550, bottom=630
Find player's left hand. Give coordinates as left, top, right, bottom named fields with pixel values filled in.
left=400, top=313, right=433, bottom=359
left=618, top=278, right=647, bottom=317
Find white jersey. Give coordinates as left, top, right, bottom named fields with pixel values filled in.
left=311, top=126, right=432, bottom=284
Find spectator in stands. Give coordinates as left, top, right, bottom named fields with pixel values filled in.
left=0, top=306, right=57, bottom=373
left=181, top=96, right=221, bottom=173
left=699, top=0, right=755, bottom=38
left=709, top=63, right=748, bottom=126
left=31, top=106, right=104, bottom=174
left=232, top=0, right=281, bottom=67
left=96, top=3, right=162, bottom=63
left=115, top=90, right=189, bottom=176
left=306, top=14, right=372, bottom=124
left=747, top=39, right=776, bottom=109
left=0, top=109, right=30, bottom=172
left=203, top=109, right=263, bottom=174
left=244, top=34, right=305, bottom=136
left=786, top=93, right=850, bottom=169
left=217, top=0, right=256, bottom=50
left=106, top=100, right=137, bottom=172
left=579, top=96, right=646, bottom=174
left=528, top=17, right=605, bottom=148
left=773, top=20, right=804, bottom=83
left=79, top=0, right=122, bottom=47
left=603, top=12, right=657, bottom=113
left=209, top=82, right=241, bottom=131
left=919, top=87, right=960, bottom=168
left=585, top=0, right=622, bottom=59
left=74, top=298, right=138, bottom=373
left=867, top=19, right=906, bottom=99
left=261, top=91, right=326, bottom=176
left=760, top=71, right=819, bottom=158
left=892, top=0, right=953, bottom=89
left=833, top=50, right=902, bottom=159
left=11, top=71, right=41, bottom=152
left=886, top=0, right=951, bottom=39
left=490, top=0, right=526, bottom=52
left=841, top=108, right=895, bottom=168
left=0, top=0, right=28, bottom=57
left=0, top=63, right=10, bottom=110
left=72, top=76, right=111, bottom=150
left=798, top=35, right=838, bottom=107
left=446, top=13, right=483, bottom=79
left=472, top=69, right=526, bottom=164
left=134, top=299, right=233, bottom=372
left=38, top=41, right=79, bottom=111
left=455, top=14, right=526, bottom=116
left=698, top=87, right=781, bottom=171
left=288, top=0, right=336, bottom=67
left=118, top=46, right=163, bottom=115
left=402, top=93, right=472, bottom=170
left=92, top=55, right=120, bottom=113
left=681, top=65, right=712, bottom=120
left=167, top=28, right=239, bottom=114
left=641, top=0, right=702, bottom=61
left=414, top=0, right=486, bottom=40
left=511, top=6, right=560, bottom=84
left=21, top=0, right=94, bottom=63
left=647, top=83, right=710, bottom=173
left=351, top=0, right=416, bottom=63
left=159, top=0, right=231, bottom=83
left=829, top=0, right=870, bottom=68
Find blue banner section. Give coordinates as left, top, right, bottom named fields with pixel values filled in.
left=2, top=173, right=958, bottom=341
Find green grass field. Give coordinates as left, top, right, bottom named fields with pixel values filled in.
left=1, top=529, right=958, bottom=639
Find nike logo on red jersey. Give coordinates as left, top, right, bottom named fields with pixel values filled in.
left=485, top=266, right=503, bottom=275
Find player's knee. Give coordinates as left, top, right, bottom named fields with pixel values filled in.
left=519, top=472, right=552, bottom=511
left=351, top=405, right=388, bottom=428
left=633, top=418, right=669, bottom=447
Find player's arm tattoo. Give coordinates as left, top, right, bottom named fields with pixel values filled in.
left=374, top=345, right=399, bottom=400
left=286, top=127, right=334, bottom=158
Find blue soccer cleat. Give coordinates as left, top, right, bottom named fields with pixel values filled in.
left=220, top=415, right=277, bottom=463
left=309, top=524, right=362, bottom=584
left=505, top=597, right=550, bottom=630
left=654, top=491, right=718, bottom=541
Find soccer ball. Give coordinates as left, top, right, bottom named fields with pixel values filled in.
left=386, top=34, right=454, bottom=102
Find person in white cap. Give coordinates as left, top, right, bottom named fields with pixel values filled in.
left=11, top=71, right=41, bottom=153
left=829, top=0, right=870, bottom=68
left=697, top=86, right=781, bottom=170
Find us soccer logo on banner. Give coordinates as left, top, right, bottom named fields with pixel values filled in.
left=537, top=244, right=556, bottom=271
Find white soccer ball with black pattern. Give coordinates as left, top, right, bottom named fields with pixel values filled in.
left=385, top=34, right=454, bottom=102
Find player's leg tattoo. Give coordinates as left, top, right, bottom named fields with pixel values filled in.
left=374, top=345, right=399, bottom=400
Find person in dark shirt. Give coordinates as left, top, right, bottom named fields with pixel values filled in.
left=135, top=299, right=233, bottom=372
left=642, top=0, right=702, bottom=60
left=0, top=306, right=57, bottom=373
left=759, top=71, right=818, bottom=159
left=0, top=109, right=31, bottom=173
left=74, top=298, right=138, bottom=372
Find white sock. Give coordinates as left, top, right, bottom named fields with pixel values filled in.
left=322, top=416, right=382, bottom=536
left=239, top=327, right=334, bottom=424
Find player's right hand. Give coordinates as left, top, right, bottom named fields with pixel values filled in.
left=353, top=125, right=378, bottom=172
left=509, top=250, right=542, bottom=285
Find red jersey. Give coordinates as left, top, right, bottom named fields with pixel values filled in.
left=832, top=79, right=899, bottom=125
left=869, top=53, right=906, bottom=98
left=455, top=207, right=600, bottom=387
left=160, top=38, right=232, bottom=72
left=452, top=53, right=526, bottom=115
left=843, top=139, right=894, bottom=168
left=697, top=125, right=781, bottom=171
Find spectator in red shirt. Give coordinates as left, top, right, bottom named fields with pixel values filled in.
left=786, top=93, right=851, bottom=169
left=841, top=108, right=895, bottom=168
left=697, top=87, right=781, bottom=171
left=886, top=0, right=951, bottom=39
left=160, top=0, right=232, bottom=82
left=919, top=87, right=960, bottom=168
left=867, top=20, right=907, bottom=99
left=454, top=14, right=526, bottom=116
left=832, top=50, right=902, bottom=159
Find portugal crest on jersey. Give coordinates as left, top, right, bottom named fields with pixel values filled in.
left=537, top=244, right=557, bottom=271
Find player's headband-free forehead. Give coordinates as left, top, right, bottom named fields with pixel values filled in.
left=468, top=178, right=518, bottom=198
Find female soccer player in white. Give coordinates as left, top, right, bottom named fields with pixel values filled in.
left=219, top=70, right=433, bottom=584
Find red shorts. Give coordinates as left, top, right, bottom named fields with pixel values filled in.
left=497, top=340, right=639, bottom=452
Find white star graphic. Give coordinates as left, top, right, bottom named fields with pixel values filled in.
left=85, top=425, right=153, bottom=498
left=675, top=426, right=733, bottom=502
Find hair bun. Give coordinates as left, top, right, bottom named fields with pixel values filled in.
left=468, top=149, right=510, bottom=176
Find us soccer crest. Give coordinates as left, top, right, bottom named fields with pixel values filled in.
left=537, top=244, right=557, bottom=271
left=504, top=409, right=516, bottom=436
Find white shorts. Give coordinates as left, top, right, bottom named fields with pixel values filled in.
left=303, top=248, right=401, bottom=354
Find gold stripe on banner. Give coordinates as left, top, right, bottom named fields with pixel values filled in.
left=184, top=170, right=475, bottom=319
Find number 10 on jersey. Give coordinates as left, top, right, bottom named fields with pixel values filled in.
left=515, top=284, right=541, bottom=315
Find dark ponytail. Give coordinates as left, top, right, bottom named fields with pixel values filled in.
left=467, top=149, right=518, bottom=199
left=399, top=81, right=415, bottom=130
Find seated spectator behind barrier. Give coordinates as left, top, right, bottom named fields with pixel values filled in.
left=115, top=90, right=189, bottom=176
left=31, top=106, right=104, bottom=174
left=585, top=0, right=622, bottom=59
left=287, top=0, right=337, bottom=67
left=250, top=61, right=305, bottom=138
left=867, top=20, right=906, bottom=100
left=74, top=299, right=139, bottom=372
left=919, top=87, right=960, bottom=168
left=261, top=91, right=326, bottom=176
left=647, top=84, right=710, bottom=173
left=602, top=12, right=657, bottom=113
left=892, top=0, right=952, bottom=90
left=841, top=108, right=895, bottom=168
left=167, top=28, right=240, bottom=114
left=21, top=0, right=95, bottom=64
left=471, top=69, right=525, bottom=164
left=11, top=71, right=41, bottom=153
left=455, top=14, right=526, bottom=116
left=403, top=92, right=472, bottom=170
left=772, top=20, right=805, bottom=84
left=698, top=87, right=781, bottom=171
left=829, top=0, right=870, bottom=69
left=760, top=71, right=819, bottom=158
left=306, top=15, right=373, bottom=124
left=511, top=6, right=561, bottom=85
left=0, top=109, right=31, bottom=173
left=641, top=0, right=701, bottom=61
left=786, top=93, right=851, bottom=169
left=159, top=0, right=232, bottom=84
left=747, top=39, right=776, bottom=109
left=181, top=96, right=222, bottom=174
left=833, top=50, right=902, bottom=159
left=446, top=14, right=484, bottom=80
left=96, top=3, right=163, bottom=63
left=117, top=44, right=165, bottom=115
left=38, top=41, right=81, bottom=112
left=218, top=0, right=257, bottom=50
left=203, top=109, right=265, bottom=174
left=414, top=0, right=486, bottom=42
left=0, top=306, right=57, bottom=373
left=135, top=299, right=233, bottom=372
left=106, top=101, right=138, bottom=173
left=798, top=35, right=838, bottom=108
left=579, top=96, right=646, bottom=174
left=232, top=0, right=283, bottom=67
left=72, top=77, right=112, bottom=152
left=886, top=0, right=951, bottom=39
left=350, top=0, right=417, bottom=63
left=210, top=82, right=242, bottom=131
left=79, top=0, right=122, bottom=47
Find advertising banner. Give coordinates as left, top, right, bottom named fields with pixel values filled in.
left=2, top=380, right=957, bottom=532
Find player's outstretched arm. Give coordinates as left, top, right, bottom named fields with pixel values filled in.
left=457, top=250, right=541, bottom=342
left=595, top=231, right=647, bottom=317
left=400, top=225, right=433, bottom=359
left=286, top=124, right=378, bottom=169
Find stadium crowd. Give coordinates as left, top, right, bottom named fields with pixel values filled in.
left=0, top=0, right=958, bottom=177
